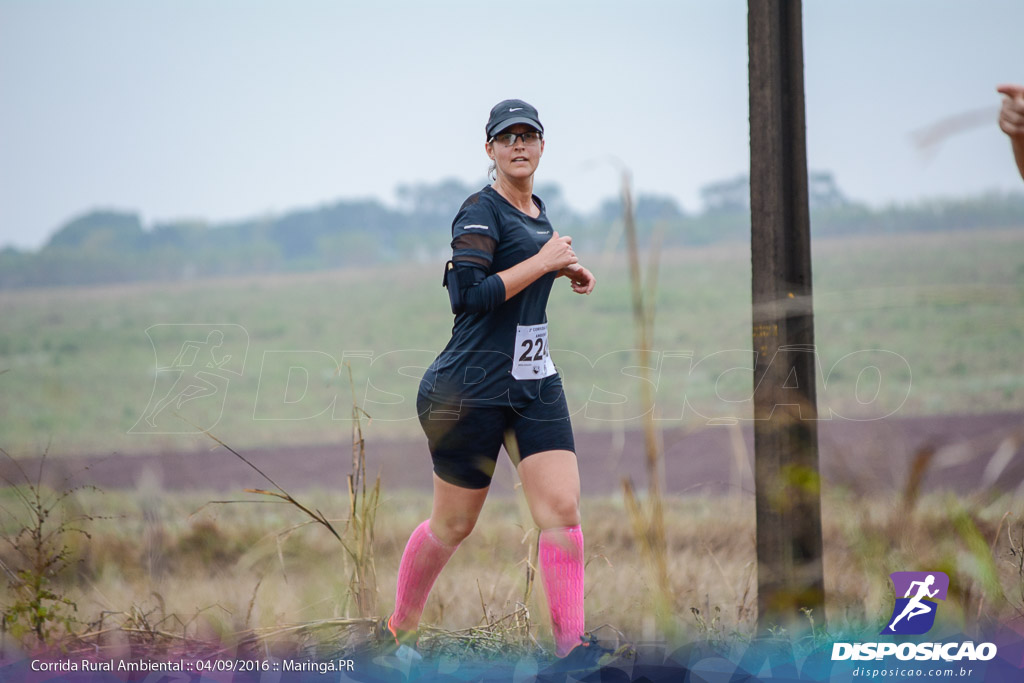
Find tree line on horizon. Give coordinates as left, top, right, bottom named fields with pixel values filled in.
left=2, top=174, right=1023, bottom=289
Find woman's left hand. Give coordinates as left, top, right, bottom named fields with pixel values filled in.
left=559, top=264, right=595, bottom=294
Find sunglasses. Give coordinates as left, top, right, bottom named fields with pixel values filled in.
left=488, top=131, right=543, bottom=147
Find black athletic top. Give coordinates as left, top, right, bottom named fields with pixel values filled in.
left=419, top=185, right=562, bottom=408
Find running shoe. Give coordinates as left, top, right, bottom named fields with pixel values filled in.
left=377, top=614, right=423, bottom=663
left=542, top=633, right=613, bottom=676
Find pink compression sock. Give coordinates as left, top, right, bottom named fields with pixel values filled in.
left=538, top=525, right=585, bottom=657
left=391, top=520, right=458, bottom=631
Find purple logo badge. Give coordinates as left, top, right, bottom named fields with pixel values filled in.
left=881, top=571, right=949, bottom=635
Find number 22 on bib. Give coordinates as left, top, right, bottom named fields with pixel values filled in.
left=513, top=323, right=556, bottom=380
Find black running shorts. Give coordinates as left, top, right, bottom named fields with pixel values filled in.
left=416, top=377, right=576, bottom=489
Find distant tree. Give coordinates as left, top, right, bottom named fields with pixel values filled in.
left=270, top=208, right=321, bottom=259
left=396, top=178, right=478, bottom=221
left=269, top=198, right=404, bottom=261
left=145, top=220, right=208, bottom=250
left=700, top=171, right=849, bottom=213
left=808, top=171, right=848, bottom=209
left=328, top=198, right=406, bottom=245
left=45, top=210, right=144, bottom=251
left=6, top=181, right=1022, bottom=290
left=700, top=175, right=749, bottom=214
left=0, top=247, right=31, bottom=288
left=636, top=194, right=687, bottom=222
left=596, top=193, right=686, bottom=223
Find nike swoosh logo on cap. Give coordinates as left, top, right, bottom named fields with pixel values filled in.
left=509, top=107, right=522, bottom=112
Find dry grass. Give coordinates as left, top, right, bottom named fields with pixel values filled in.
left=5, top=480, right=1024, bottom=660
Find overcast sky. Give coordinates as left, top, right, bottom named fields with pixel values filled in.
left=1, top=0, right=1021, bottom=250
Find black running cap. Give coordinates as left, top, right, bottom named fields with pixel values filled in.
left=486, top=99, right=543, bottom=139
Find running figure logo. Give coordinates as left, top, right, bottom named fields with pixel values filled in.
left=881, top=571, right=949, bottom=635
left=131, top=324, right=248, bottom=434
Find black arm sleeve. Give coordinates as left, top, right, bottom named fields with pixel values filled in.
left=444, top=195, right=505, bottom=314
left=454, top=262, right=505, bottom=314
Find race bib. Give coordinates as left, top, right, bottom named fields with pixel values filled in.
left=512, top=323, right=557, bottom=381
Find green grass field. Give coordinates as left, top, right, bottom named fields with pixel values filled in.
left=2, top=228, right=1024, bottom=653
left=1, top=228, right=1022, bottom=458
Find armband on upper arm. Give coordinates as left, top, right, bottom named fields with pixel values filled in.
left=445, top=222, right=504, bottom=315
left=442, top=260, right=463, bottom=314
left=442, top=260, right=505, bottom=314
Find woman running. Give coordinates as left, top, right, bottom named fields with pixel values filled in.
left=383, top=99, right=598, bottom=663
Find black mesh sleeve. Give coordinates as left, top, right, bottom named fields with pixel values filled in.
left=451, top=232, right=497, bottom=268
left=445, top=193, right=504, bottom=313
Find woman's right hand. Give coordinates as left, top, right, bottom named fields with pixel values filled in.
left=999, top=84, right=1024, bottom=140
left=537, top=231, right=578, bottom=272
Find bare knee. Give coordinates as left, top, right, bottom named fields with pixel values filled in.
left=517, top=449, right=581, bottom=530
left=430, top=515, right=476, bottom=546
left=535, top=493, right=581, bottom=530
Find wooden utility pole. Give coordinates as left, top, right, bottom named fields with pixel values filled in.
left=748, top=0, right=825, bottom=630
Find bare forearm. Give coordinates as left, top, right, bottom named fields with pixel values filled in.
left=496, top=230, right=577, bottom=300
left=497, top=254, right=551, bottom=300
